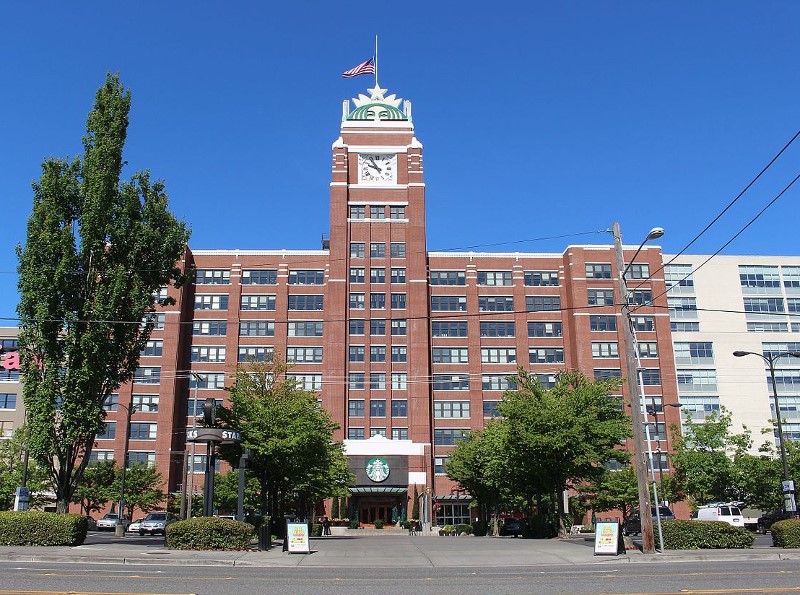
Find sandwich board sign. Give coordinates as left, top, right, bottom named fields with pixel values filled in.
left=287, top=522, right=310, bottom=554
left=594, top=521, right=621, bottom=555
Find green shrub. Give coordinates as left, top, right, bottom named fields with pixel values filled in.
left=770, top=519, right=800, bottom=548
left=472, top=521, right=488, bottom=536
left=662, top=520, right=754, bottom=549
left=439, top=525, right=455, bottom=535
left=373, top=519, right=384, bottom=529
left=349, top=519, right=360, bottom=529
left=310, top=523, right=322, bottom=537
left=399, top=519, right=411, bottom=530
left=455, top=523, right=472, bottom=535
left=0, top=511, right=87, bottom=546
left=166, top=517, right=254, bottom=550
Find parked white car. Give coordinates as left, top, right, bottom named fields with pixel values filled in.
left=138, top=511, right=177, bottom=536
left=96, top=513, right=129, bottom=531
left=694, top=503, right=745, bottom=527
left=127, top=518, right=145, bottom=533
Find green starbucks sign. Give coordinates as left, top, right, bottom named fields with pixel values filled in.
left=366, top=457, right=390, bottom=482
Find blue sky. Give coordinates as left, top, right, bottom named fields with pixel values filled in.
left=1, top=2, right=799, bottom=320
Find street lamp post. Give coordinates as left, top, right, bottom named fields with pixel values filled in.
left=613, top=222, right=664, bottom=555
left=115, top=399, right=139, bottom=537
left=733, top=350, right=800, bottom=513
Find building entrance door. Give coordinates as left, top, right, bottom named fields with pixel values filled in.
left=359, top=503, right=393, bottom=524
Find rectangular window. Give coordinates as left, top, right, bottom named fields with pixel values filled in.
left=390, top=242, right=406, bottom=258
left=625, top=264, right=650, bottom=280
left=477, top=271, right=513, bottom=286
left=349, top=374, right=365, bottom=391
left=740, top=265, right=781, bottom=290
left=193, top=320, right=227, bottom=336
left=390, top=206, right=405, bottom=219
left=370, top=293, right=386, bottom=309
left=102, top=394, right=119, bottom=412
left=592, top=342, right=619, bottom=358
left=192, top=345, right=227, bottom=363
left=640, top=368, right=661, bottom=385
left=392, top=427, right=409, bottom=440
left=242, top=269, right=277, bottom=285
left=370, top=428, right=387, bottom=438
left=240, top=295, right=276, bottom=311
left=631, top=316, right=656, bottom=332
left=665, top=264, right=695, bottom=293
left=98, top=422, right=116, bottom=439
left=237, top=346, right=273, bottom=362
left=141, top=340, right=163, bottom=357
left=528, top=322, right=563, bottom=337
left=189, top=373, right=225, bottom=389
left=391, top=320, right=407, bottom=335
left=288, top=321, right=323, bottom=337
left=349, top=293, right=365, bottom=309
left=783, top=266, right=800, bottom=289
left=788, top=298, right=800, bottom=313
left=590, top=315, right=617, bottom=331
left=432, top=296, right=467, bottom=311
left=349, top=346, right=365, bottom=362
left=391, top=345, right=407, bottom=362
left=129, top=423, right=157, bottom=440
left=288, top=295, right=324, bottom=310
left=432, top=347, right=469, bottom=363
left=390, top=268, right=406, bottom=284
left=350, top=242, right=365, bottom=258
left=763, top=342, right=800, bottom=360
left=744, top=297, right=785, bottom=313
left=529, top=347, right=564, bottom=363
left=286, top=347, right=323, bottom=363
left=288, top=270, right=325, bottom=285
left=194, top=294, right=229, bottom=310
left=432, top=321, right=468, bottom=337
left=239, top=321, right=274, bottom=336
left=131, top=395, right=159, bottom=413
left=391, top=293, right=406, bottom=309
left=481, top=347, right=516, bottom=363
left=370, top=398, right=386, bottom=414
left=349, top=399, right=365, bottom=416
left=588, top=289, right=614, bottom=306
left=391, top=372, right=407, bottom=390
left=434, top=401, right=470, bottom=418
left=370, top=319, right=386, bottom=336
left=287, top=373, right=323, bottom=391
left=430, top=271, right=466, bottom=285
left=187, top=397, right=224, bottom=415
left=370, top=345, right=386, bottom=362
left=348, top=428, right=365, bottom=440
left=586, top=263, right=612, bottom=279
left=594, top=369, right=621, bottom=381
left=89, top=450, right=115, bottom=462
left=392, top=400, right=409, bottom=417
left=141, top=312, right=165, bottom=331
left=433, top=374, right=470, bottom=390
left=628, top=290, right=653, bottom=306
left=134, top=367, right=160, bottom=384
left=524, top=271, right=559, bottom=286
left=677, top=369, right=717, bottom=391
left=195, top=269, right=230, bottom=285
left=747, top=321, right=788, bottom=332
left=349, top=205, right=365, bottom=219
left=526, top=296, right=561, bottom=312
left=482, top=374, right=516, bottom=391
left=480, top=321, right=515, bottom=337
left=434, top=429, right=468, bottom=446
left=483, top=401, right=501, bottom=417
left=349, top=319, right=365, bottom=335
left=672, top=321, right=700, bottom=332
left=350, top=268, right=365, bottom=283
left=0, top=393, right=17, bottom=409
left=674, top=342, right=714, bottom=364
left=370, top=268, right=386, bottom=283
left=370, top=242, right=386, bottom=258
left=370, top=205, right=385, bottom=219
left=479, top=296, right=514, bottom=311
left=434, top=456, right=449, bottom=474
left=639, top=342, right=659, bottom=358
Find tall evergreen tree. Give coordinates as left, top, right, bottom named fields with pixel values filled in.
left=17, top=73, right=190, bottom=512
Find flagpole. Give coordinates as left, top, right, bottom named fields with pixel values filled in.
left=375, top=34, right=379, bottom=88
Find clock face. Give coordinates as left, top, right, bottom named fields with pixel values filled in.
left=358, top=153, right=396, bottom=184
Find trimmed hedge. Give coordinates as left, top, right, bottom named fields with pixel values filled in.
left=472, top=521, right=488, bottom=536
left=0, top=511, right=87, bottom=546
left=770, top=519, right=800, bottom=548
left=166, top=517, right=254, bottom=551
left=662, top=520, right=754, bottom=549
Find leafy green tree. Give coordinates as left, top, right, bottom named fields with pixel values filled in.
left=16, top=73, right=190, bottom=513
left=71, top=460, right=115, bottom=515
left=114, top=463, right=165, bottom=519
left=411, top=485, right=419, bottom=520
left=582, top=464, right=639, bottom=525
left=0, top=428, right=51, bottom=511
left=500, top=369, right=631, bottom=534
left=331, top=495, right=340, bottom=519
left=447, top=421, right=513, bottom=536
left=213, top=470, right=260, bottom=516
left=217, top=357, right=353, bottom=522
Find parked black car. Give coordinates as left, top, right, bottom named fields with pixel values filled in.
left=499, top=518, right=527, bottom=537
left=757, top=509, right=793, bottom=534
left=622, top=506, right=675, bottom=536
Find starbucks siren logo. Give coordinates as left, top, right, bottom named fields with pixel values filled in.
left=366, top=457, right=390, bottom=482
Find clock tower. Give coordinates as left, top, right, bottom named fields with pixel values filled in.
left=325, top=85, right=431, bottom=520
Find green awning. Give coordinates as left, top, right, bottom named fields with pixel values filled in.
left=349, top=486, right=407, bottom=494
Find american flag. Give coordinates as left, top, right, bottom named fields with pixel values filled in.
left=342, top=57, right=375, bottom=78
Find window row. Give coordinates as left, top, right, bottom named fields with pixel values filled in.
left=197, top=269, right=326, bottom=286
left=347, top=372, right=408, bottom=390
left=428, top=271, right=559, bottom=287
left=349, top=205, right=406, bottom=220
left=349, top=242, right=407, bottom=258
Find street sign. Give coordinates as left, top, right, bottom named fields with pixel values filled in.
left=186, top=428, right=241, bottom=443
left=782, top=480, right=795, bottom=493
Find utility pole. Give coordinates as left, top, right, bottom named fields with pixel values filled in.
left=613, top=222, right=656, bottom=554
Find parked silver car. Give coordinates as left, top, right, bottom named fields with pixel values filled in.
left=96, top=513, right=129, bottom=531
left=138, top=511, right=177, bottom=536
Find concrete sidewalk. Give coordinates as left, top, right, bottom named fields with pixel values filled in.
left=0, top=535, right=797, bottom=568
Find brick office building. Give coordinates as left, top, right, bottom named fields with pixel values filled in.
left=87, top=84, right=681, bottom=526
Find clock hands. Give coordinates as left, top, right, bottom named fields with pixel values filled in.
left=366, top=156, right=383, bottom=173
